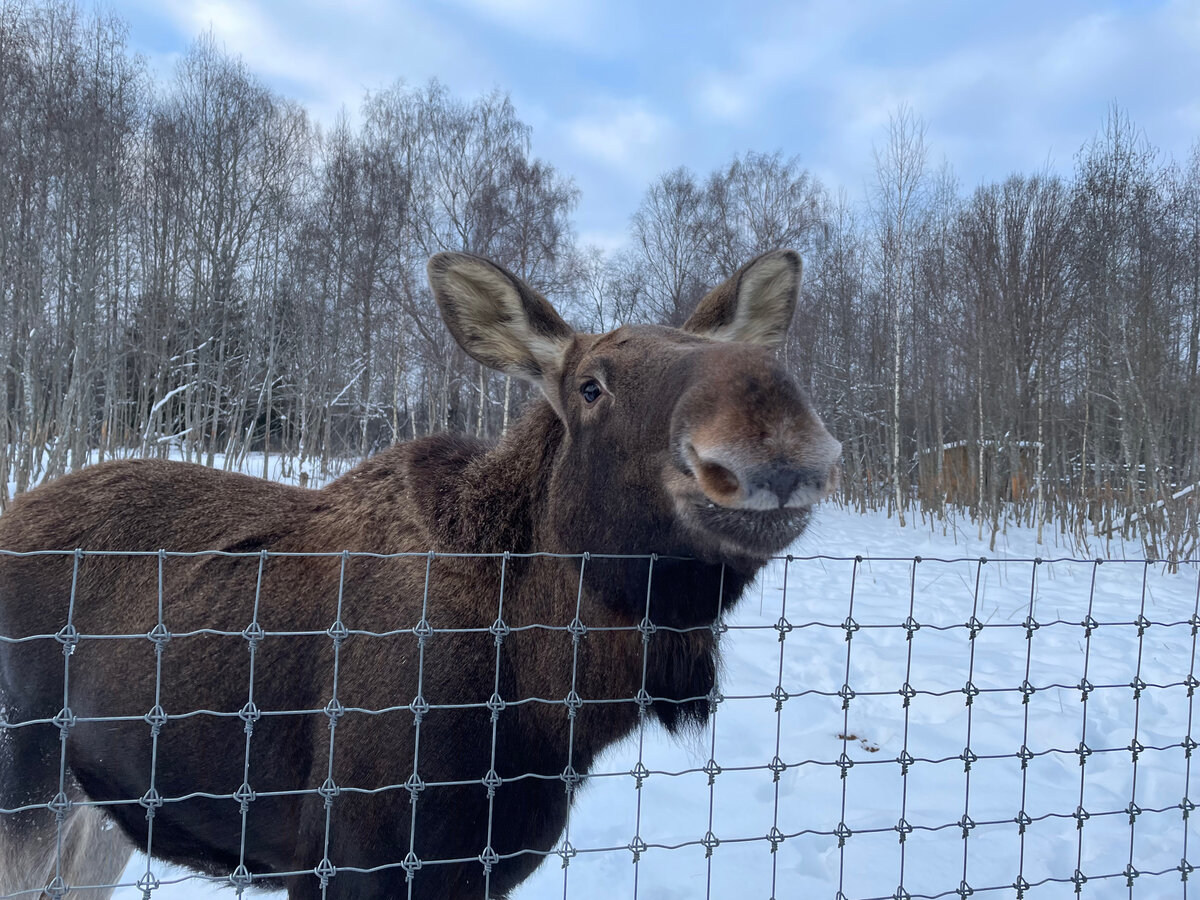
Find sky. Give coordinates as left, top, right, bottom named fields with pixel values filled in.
left=112, top=0, right=1200, bottom=251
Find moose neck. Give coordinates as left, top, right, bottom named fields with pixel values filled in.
left=451, top=402, right=756, bottom=633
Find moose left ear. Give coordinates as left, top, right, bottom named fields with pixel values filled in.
left=682, top=249, right=801, bottom=348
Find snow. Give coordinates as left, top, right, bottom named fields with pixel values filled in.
left=86, top=503, right=1200, bottom=899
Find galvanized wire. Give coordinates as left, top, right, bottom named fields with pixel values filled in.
left=0, top=550, right=1198, bottom=899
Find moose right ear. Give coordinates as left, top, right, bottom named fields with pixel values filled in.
left=427, top=253, right=575, bottom=390
left=683, top=250, right=801, bottom=349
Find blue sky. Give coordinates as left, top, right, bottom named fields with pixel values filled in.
left=114, top=0, right=1200, bottom=250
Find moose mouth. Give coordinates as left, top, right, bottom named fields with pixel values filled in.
left=688, top=501, right=812, bottom=558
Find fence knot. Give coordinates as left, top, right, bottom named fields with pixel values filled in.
left=409, top=695, right=429, bottom=722
left=839, top=683, right=856, bottom=709
left=1014, top=809, right=1032, bottom=833
left=768, top=755, right=787, bottom=782
left=958, top=814, right=975, bottom=838
left=47, top=791, right=71, bottom=822
left=229, top=864, right=254, bottom=891
left=960, top=747, right=978, bottom=771
left=482, top=768, right=502, bottom=797
left=54, top=624, right=79, bottom=655
left=903, top=616, right=920, bottom=638
left=242, top=621, right=265, bottom=646
left=314, top=857, right=336, bottom=886
left=560, top=764, right=581, bottom=792
left=630, top=761, right=650, bottom=789
left=413, top=618, right=434, bottom=642
left=1082, top=614, right=1099, bottom=636
left=775, top=615, right=793, bottom=640
left=771, top=685, right=789, bottom=710
left=956, top=879, right=974, bottom=898
left=486, top=692, right=506, bottom=720
left=52, top=706, right=75, bottom=739
left=318, top=777, right=339, bottom=807
left=1129, top=738, right=1145, bottom=761
left=1022, top=616, right=1039, bottom=638
left=896, top=750, right=915, bottom=775
left=627, top=835, right=647, bottom=862
left=326, top=619, right=349, bottom=645
left=634, top=688, right=652, bottom=714
left=234, top=782, right=255, bottom=812
left=44, top=875, right=67, bottom=900
left=323, top=698, right=344, bottom=726
left=144, top=704, right=169, bottom=735
left=1077, top=741, right=1092, bottom=765
left=1126, top=800, right=1142, bottom=823
left=701, top=830, right=719, bottom=858
left=1186, top=674, right=1200, bottom=698
left=239, top=701, right=261, bottom=734
left=965, top=616, right=983, bottom=640
left=637, top=616, right=657, bottom=640
left=479, top=846, right=499, bottom=873
left=1071, top=869, right=1088, bottom=889
left=961, top=680, right=979, bottom=705
left=558, top=839, right=577, bottom=869
left=147, top=622, right=172, bottom=647
left=489, top=617, right=509, bottom=645
left=564, top=690, right=582, bottom=717
left=567, top=617, right=588, bottom=641
left=837, top=752, right=854, bottom=778
left=404, top=773, right=425, bottom=801
left=894, top=817, right=913, bottom=842
left=1073, top=805, right=1089, bottom=827
left=401, top=850, right=422, bottom=881
left=833, top=821, right=852, bottom=847
left=1124, top=863, right=1140, bottom=886
left=1129, top=676, right=1147, bottom=699
left=703, top=758, right=721, bottom=784
left=139, top=788, right=163, bottom=816
left=135, top=871, right=161, bottom=900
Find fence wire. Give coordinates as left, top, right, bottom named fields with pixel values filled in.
left=1, top=549, right=1198, bottom=900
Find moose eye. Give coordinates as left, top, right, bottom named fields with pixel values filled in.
left=580, top=380, right=603, bottom=404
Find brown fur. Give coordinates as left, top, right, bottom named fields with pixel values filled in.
left=0, top=250, right=840, bottom=899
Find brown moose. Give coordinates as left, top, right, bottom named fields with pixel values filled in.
left=0, top=250, right=840, bottom=899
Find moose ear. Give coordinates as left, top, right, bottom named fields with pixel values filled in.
left=428, top=253, right=575, bottom=390
left=682, top=249, right=801, bottom=348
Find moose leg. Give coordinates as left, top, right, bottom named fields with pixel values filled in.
left=53, top=805, right=135, bottom=900
left=0, top=802, right=132, bottom=900
left=1, top=704, right=132, bottom=900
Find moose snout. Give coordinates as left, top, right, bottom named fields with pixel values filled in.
left=686, top=431, right=841, bottom=510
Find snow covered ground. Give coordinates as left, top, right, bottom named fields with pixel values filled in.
left=82, top=501, right=1197, bottom=900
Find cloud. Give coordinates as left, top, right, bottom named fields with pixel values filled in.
left=130, top=0, right=496, bottom=126
left=564, top=101, right=675, bottom=172
left=441, top=0, right=633, bottom=52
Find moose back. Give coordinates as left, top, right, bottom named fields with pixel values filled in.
left=0, top=250, right=840, bottom=899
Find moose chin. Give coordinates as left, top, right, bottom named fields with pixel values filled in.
left=0, top=249, right=840, bottom=899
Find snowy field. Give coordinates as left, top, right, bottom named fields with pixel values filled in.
left=4, top=456, right=1197, bottom=899
left=86, top=502, right=1197, bottom=900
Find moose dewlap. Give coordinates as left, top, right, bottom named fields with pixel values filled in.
left=0, top=250, right=840, bottom=899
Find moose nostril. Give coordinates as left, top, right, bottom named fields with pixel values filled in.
left=697, top=459, right=740, bottom=498
left=750, top=466, right=822, bottom=508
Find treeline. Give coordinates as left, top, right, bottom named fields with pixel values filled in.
left=1, top=3, right=1197, bottom=558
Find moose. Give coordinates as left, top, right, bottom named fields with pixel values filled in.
left=0, top=250, right=840, bottom=899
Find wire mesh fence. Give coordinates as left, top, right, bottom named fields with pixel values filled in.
left=1, top=548, right=1199, bottom=900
